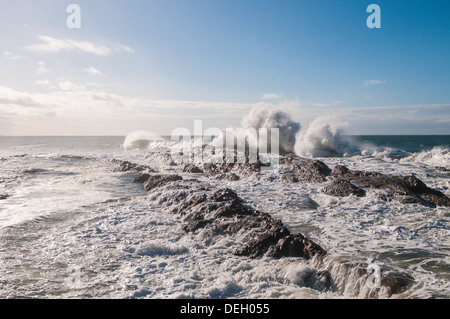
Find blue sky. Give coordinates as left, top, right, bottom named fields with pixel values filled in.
left=0, top=0, right=449, bottom=135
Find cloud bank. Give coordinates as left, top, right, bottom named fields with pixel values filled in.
left=24, top=35, right=133, bottom=56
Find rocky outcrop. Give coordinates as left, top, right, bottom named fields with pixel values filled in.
left=201, top=162, right=263, bottom=180
left=133, top=170, right=326, bottom=260
left=310, top=257, right=415, bottom=298
left=183, top=164, right=203, bottom=174
left=142, top=174, right=183, bottom=192
left=112, top=160, right=155, bottom=173
left=330, top=165, right=450, bottom=207
left=124, top=163, right=415, bottom=298
left=214, top=172, right=240, bottom=181
left=132, top=173, right=152, bottom=183
left=279, top=154, right=332, bottom=183
left=324, top=179, right=366, bottom=198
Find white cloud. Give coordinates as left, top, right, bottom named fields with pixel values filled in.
left=36, top=61, right=49, bottom=74
left=1, top=84, right=448, bottom=135
left=364, top=79, right=386, bottom=87
left=58, top=81, right=85, bottom=91
left=25, top=35, right=111, bottom=56
left=118, top=45, right=135, bottom=54
left=3, top=51, right=25, bottom=60
left=82, top=66, right=102, bottom=76
left=35, top=80, right=51, bottom=86
left=23, top=35, right=134, bottom=57
left=0, top=86, right=47, bottom=109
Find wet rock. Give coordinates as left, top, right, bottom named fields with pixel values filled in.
left=142, top=178, right=414, bottom=297
left=279, top=172, right=299, bottom=183
left=280, top=154, right=331, bottom=183
left=152, top=184, right=326, bottom=260
left=113, top=160, right=155, bottom=173
left=202, top=163, right=234, bottom=177
left=143, top=175, right=183, bottom=192
left=0, top=194, right=8, bottom=200
left=214, top=173, right=240, bottom=181
left=324, top=179, right=366, bottom=198
left=271, top=233, right=326, bottom=259
left=132, top=173, right=152, bottom=183
left=330, top=165, right=450, bottom=207
left=183, top=164, right=203, bottom=174
left=381, top=271, right=415, bottom=297
left=210, top=188, right=241, bottom=202
left=201, top=161, right=261, bottom=180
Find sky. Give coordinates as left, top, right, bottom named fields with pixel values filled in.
left=0, top=0, right=449, bottom=136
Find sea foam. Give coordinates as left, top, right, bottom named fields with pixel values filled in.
left=294, top=116, right=361, bottom=158
left=123, top=130, right=163, bottom=151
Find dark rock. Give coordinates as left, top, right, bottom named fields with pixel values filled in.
left=113, top=160, right=155, bottom=173
left=154, top=184, right=326, bottom=260
left=210, top=188, right=241, bottom=202
left=0, top=194, right=8, bottom=200
left=202, top=163, right=233, bottom=177
left=280, top=172, right=299, bottom=183
left=143, top=175, right=183, bottom=192
left=380, top=271, right=415, bottom=297
left=280, top=154, right=331, bottom=183
left=201, top=161, right=261, bottom=180
left=324, top=179, right=366, bottom=198
left=233, top=217, right=291, bottom=259
left=183, top=164, right=203, bottom=173
left=272, top=233, right=326, bottom=259
left=144, top=178, right=414, bottom=298
left=330, top=165, right=450, bottom=207
left=214, top=173, right=240, bottom=181
left=133, top=173, right=152, bottom=183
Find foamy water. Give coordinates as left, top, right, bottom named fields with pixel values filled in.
left=0, top=135, right=449, bottom=299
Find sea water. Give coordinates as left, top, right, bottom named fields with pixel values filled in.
left=0, top=135, right=448, bottom=299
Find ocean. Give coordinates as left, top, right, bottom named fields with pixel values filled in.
left=0, top=134, right=449, bottom=299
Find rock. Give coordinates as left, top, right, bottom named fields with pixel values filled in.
left=132, top=173, right=152, bottom=183
left=324, top=179, right=366, bottom=197
left=113, top=160, right=155, bottom=173
left=214, top=173, right=240, bottom=181
left=183, top=164, right=203, bottom=173
left=380, top=271, right=415, bottom=297
left=143, top=178, right=414, bottom=298
left=143, top=175, right=183, bottom=192
left=201, top=163, right=234, bottom=177
left=280, top=154, right=331, bottom=183
left=271, top=233, right=326, bottom=259
left=330, top=165, right=450, bottom=207
left=201, top=162, right=261, bottom=180
left=0, top=194, right=8, bottom=200
left=152, top=184, right=326, bottom=260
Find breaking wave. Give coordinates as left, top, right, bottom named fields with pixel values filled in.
left=401, top=146, right=450, bottom=170
left=123, top=130, right=163, bottom=151
left=294, top=116, right=361, bottom=158
left=241, top=105, right=301, bottom=153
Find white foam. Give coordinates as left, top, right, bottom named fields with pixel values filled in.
left=294, top=116, right=361, bottom=158
left=0, top=136, right=449, bottom=299
left=241, top=105, right=300, bottom=153
left=401, top=146, right=450, bottom=170
left=123, top=130, right=163, bottom=151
